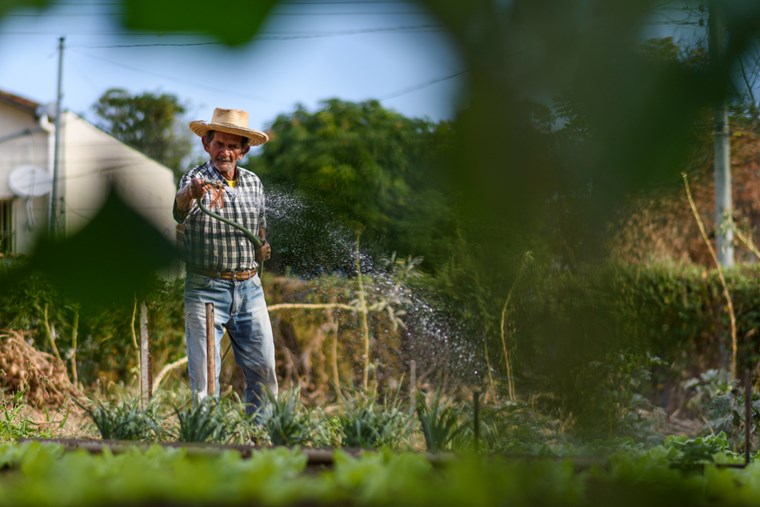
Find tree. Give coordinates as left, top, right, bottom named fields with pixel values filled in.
left=254, top=99, right=457, bottom=273
left=92, top=88, right=194, bottom=178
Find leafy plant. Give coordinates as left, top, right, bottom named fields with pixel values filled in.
left=173, top=397, right=237, bottom=444
left=456, top=399, right=564, bottom=455
left=416, top=392, right=464, bottom=453
left=0, top=392, right=53, bottom=442
left=681, top=368, right=733, bottom=419
left=259, top=388, right=313, bottom=447
left=338, top=390, right=411, bottom=449
left=663, top=432, right=734, bottom=465
left=78, top=398, right=162, bottom=441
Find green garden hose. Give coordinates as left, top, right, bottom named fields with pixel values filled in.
left=195, top=180, right=266, bottom=365
left=195, top=181, right=263, bottom=249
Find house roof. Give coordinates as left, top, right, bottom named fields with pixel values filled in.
left=0, top=89, right=41, bottom=115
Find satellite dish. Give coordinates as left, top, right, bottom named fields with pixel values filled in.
left=8, top=166, right=53, bottom=197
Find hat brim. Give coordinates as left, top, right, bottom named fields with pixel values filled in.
left=189, top=120, right=269, bottom=147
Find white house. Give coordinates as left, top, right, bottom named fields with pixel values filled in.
left=0, top=89, right=177, bottom=256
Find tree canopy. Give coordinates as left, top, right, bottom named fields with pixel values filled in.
left=254, top=99, right=457, bottom=272
left=92, top=88, right=194, bottom=178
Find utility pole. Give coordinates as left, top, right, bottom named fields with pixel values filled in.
left=49, top=36, right=64, bottom=236
left=709, top=2, right=734, bottom=267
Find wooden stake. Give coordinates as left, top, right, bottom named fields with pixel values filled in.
left=206, top=302, right=216, bottom=397
left=139, top=302, right=152, bottom=410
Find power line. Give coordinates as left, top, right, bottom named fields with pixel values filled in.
left=70, top=24, right=442, bottom=47
left=280, top=1, right=419, bottom=3
left=79, top=41, right=221, bottom=48
left=68, top=49, right=289, bottom=105
left=23, top=0, right=419, bottom=4
left=3, top=10, right=430, bottom=17
left=380, top=70, right=465, bottom=100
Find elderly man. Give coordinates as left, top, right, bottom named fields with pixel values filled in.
left=173, top=107, right=277, bottom=415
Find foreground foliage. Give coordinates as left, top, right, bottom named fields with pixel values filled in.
left=1, top=438, right=759, bottom=507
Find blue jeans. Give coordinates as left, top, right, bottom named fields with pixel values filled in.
left=184, top=272, right=278, bottom=415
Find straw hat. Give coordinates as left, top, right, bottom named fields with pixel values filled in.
left=189, top=108, right=269, bottom=146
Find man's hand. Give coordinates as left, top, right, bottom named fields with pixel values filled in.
left=260, top=240, right=271, bottom=261
left=188, top=178, right=210, bottom=199
left=176, top=178, right=210, bottom=214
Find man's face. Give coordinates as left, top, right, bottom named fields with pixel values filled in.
left=203, top=131, right=250, bottom=175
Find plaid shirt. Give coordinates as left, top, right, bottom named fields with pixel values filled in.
left=174, top=161, right=267, bottom=271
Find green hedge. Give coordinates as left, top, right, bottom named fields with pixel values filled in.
left=498, top=262, right=760, bottom=434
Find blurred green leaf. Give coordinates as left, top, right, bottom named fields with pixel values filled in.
left=5, top=188, right=177, bottom=309
left=0, top=0, right=53, bottom=17
left=121, top=0, right=278, bottom=46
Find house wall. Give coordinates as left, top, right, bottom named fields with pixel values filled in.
left=0, top=101, right=177, bottom=257
left=60, top=112, right=177, bottom=241
left=0, top=102, right=51, bottom=254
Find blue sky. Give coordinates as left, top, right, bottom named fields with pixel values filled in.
left=0, top=1, right=465, bottom=131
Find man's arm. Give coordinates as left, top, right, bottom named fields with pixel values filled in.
left=174, top=178, right=208, bottom=221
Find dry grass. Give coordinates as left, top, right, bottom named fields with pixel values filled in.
left=609, top=128, right=760, bottom=266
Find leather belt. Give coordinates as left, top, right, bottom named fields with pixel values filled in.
left=187, top=266, right=257, bottom=281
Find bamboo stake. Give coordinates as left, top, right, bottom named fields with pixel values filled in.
left=42, top=304, right=62, bottom=361
left=499, top=299, right=515, bottom=401
left=733, top=224, right=760, bottom=260
left=153, top=356, right=188, bottom=392
left=70, top=307, right=79, bottom=386
left=268, top=303, right=355, bottom=312
left=130, top=297, right=140, bottom=370
left=683, top=173, right=738, bottom=379
left=355, top=230, right=371, bottom=391
left=473, top=389, right=481, bottom=453
left=326, top=304, right=342, bottom=398
left=498, top=252, right=531, bottom=402
left=409, top=359, right=417, bottom=413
